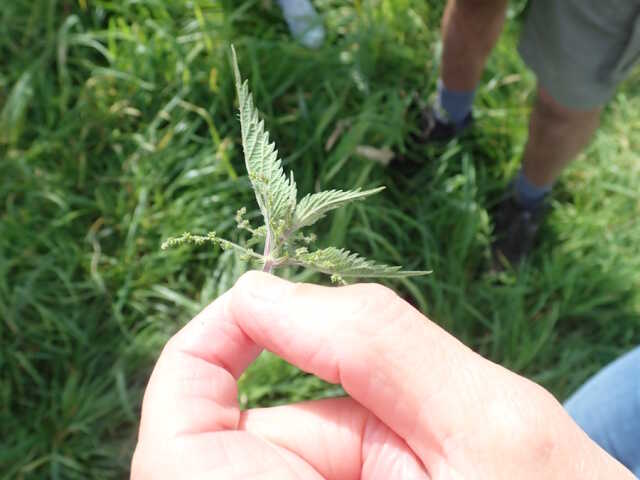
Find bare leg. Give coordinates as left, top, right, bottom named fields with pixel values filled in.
left=522, top=86, right=602, bottom=187
left=440, top=0, right=509, bottom=91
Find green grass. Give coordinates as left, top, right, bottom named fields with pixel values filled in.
left=1, top=1, right=639, bottom=478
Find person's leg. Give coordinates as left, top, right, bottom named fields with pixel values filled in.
left=440, top=0, right=509, bottom=92
left=565, top=346, right=640, bottom=477
left=492, top=90, right=602, bottom=264
left=420, top=0, right=508, bottom=140
left=520, top=86, right=602, bottom=190
left=492, top=0, right=640, bottom=264
left=515, top=0, right=640, bottom=192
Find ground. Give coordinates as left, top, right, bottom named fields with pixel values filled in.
left=1, top=1, right=639, bottom=478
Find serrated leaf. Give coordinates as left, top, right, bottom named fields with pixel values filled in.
left=231, top=47, right=296, bottom=234
left=293, top=187, right=385, bottom=231
left=292, top=246, right=430, bottom=278
left=163, top=48, right=431, bottom=282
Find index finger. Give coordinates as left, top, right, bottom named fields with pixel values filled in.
left=138, top=290, right=261, bottom=440
left=229, top=271, right=490, bottom=472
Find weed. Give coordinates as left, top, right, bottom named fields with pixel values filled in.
left=162, top=47, right=429, bottom=283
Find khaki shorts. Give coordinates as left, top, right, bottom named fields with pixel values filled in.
left=519, top=0, right=640, bottom=110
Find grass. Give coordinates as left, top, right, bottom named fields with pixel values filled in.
left=1, top=0, right=639, bottom=478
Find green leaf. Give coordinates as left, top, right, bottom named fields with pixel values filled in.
left=293, top=187, right=385, bottom=231
left=291, top=246, right=430, bottom=278
left=0, top=70, right=34, bottom=145
left=231, top=46, right=296, bottom=234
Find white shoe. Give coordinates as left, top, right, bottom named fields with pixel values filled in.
left=277, top=0, right=325, bottom=48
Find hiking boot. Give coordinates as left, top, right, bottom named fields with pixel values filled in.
left=491, top=192, right=549, bottom=266
left=413, top=104, right=473, bottom=144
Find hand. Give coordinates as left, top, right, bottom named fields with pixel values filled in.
left=131, top=272, right=633, bottom=479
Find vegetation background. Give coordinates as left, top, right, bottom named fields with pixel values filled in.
left=1, top=0, right=639, bottom=478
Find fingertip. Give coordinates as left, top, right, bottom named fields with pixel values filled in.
left=234, top=269, right=271, bottom=287
left=229, top=271, right=295, bottom=346
left=233, top=270, right=294, bottom=303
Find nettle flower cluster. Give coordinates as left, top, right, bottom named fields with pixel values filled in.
left=162, top=47, right=428, bottom=284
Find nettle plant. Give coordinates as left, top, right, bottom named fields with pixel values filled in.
left=162, top=47, right=428, bottom=284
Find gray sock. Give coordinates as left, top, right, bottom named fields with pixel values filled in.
left=435, top=79, right=475, bottom=126
left=513, top=169, right=551, bottom=210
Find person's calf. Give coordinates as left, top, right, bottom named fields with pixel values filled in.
left=440, top=0, right=508, bottom=91
left=522, top=86, right=601, bottom=187
left=491, top=86, right=601, bottom=266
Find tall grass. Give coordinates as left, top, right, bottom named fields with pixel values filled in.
left=1, top=1, right=638, bottom=478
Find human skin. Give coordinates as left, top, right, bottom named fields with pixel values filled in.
left=522, top=87, right=602, bottom=187
left=440, top=0, right=509, bottom=92
left=440, top=0, right=602, bottom=188
left=131, top=272, right=634, bottom=479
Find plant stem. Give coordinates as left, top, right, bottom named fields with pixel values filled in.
left=262, top=224, right=274, bottom=273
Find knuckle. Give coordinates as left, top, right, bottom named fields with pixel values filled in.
left=516, top=420, right=558, bottom=465
left=507, top=379, right=563, bottom=462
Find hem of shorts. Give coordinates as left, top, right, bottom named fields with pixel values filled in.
left=517, top=41, right=613, bottom=111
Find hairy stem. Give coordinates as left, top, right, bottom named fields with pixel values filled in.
left=262, top=224, right=274, bottom=273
